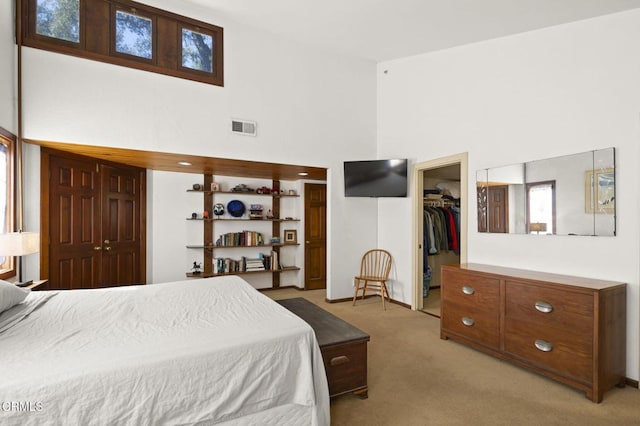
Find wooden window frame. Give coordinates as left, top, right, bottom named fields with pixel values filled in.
left=19, top=0, right=224, bottom=86
left=0, top=128, right=16, bottom=280
left=26, top=0, right=85, bottom=49
left=178, top=23, right=217, bottom=76
left=110, top=4, right=157, bottom=65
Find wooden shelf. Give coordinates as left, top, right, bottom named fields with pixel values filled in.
left=187, top=218, right=300, bottom=222
left=186, top=243, right=300, bottom=249
left=186, top=178, right=299, bottom=288
left=187, top=189, right=299, bottom=197
left=187, top=266, right=300, bottom=278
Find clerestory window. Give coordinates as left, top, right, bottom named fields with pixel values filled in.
left=21, top=0, right=224, bottom=86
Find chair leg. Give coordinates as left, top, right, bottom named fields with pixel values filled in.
left=381, top=282, right=389, bottom=310
left=352, top=279, right=360, bottom=306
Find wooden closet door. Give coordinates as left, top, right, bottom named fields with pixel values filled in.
left=45, top=150, right=146, bottom=289
left=100, top=164, right=145, bottom=287
left=49, top=155, right=101, bottom=290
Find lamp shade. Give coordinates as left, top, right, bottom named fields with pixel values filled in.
left=529, top=223, right=547, bottom=233
left=0, top=232, right=40, bottom=256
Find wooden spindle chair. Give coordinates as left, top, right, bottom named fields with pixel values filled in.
left=352, top=249, right=393, bottom=310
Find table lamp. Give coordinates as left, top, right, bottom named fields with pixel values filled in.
left=529, top=222, right=547, bottom=235
left=0, top=231, right=40, bottom=286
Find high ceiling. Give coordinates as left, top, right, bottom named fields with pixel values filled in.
left=186, top=0, right=640, bottom=62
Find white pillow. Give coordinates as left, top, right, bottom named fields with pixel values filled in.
left=0, top=280, right=30, bottom=314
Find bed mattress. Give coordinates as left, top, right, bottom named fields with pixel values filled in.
left=0, top=276, right=329, bottom=425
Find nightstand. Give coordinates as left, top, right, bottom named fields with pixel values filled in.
left=26, top=280, right=48, bottom=291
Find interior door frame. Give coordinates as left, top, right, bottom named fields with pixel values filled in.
left=40, top=147, right=147, bottom=285
left=412, top=152, right=468, bottom=311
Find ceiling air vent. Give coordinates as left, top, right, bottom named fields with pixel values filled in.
left=231, top=119, right=257, bottom=136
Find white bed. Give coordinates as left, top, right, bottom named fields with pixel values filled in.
left=0, top=276, right=329, bottom=425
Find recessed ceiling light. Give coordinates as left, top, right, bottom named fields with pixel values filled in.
left=298, top=172, right=309, bottom=176
left=178, top=161, right=192, bottom=166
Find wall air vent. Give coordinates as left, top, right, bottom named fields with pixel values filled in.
left=231, top=119, right=257, bottom=136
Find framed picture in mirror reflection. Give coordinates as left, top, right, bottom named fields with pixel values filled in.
left=585, top=168, right=614, bottom=214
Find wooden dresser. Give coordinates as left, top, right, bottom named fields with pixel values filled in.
left=440, top=263, right=626, bottom=402
left=277, top=298, right=370, bottom=398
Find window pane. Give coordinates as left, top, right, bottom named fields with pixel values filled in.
left=115, top=11, right=152, bottom=59
left=528, top=184, right=553, bottom=234
left=36, top=0, right=80, bottom=43
left=182, top=28, right=213, bottom=73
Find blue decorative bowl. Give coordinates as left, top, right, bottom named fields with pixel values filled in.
left=227, top=200, right=246, bottom=217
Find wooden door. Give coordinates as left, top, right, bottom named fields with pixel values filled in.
left=488, top=185, right=509, bottom=233
left=100, top=164, right=145, bottom=287
left=44, top=150, right=146, bottom=289
left=304, top=183, right=326, bottom=290
left=48, top=155, right=102, bottom=289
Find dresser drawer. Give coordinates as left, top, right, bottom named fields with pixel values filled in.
left=505, top=280, right=593, bottom=332
left=321, top=340, right=367, bottom=397
left=442, top=270, right=500, bottom=313
left=504, top=317, right=593, bottom=383
left=441, top=263, right=626, bottom=403
left=442, top=301, right=500, bottom=349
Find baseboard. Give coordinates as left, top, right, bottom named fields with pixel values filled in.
left=325, top=296, right=365, bottom=303
left=326, top=294, right=411, bottom=309
left=258, top=285, right=303, bottom=292
left=389, top=299, right=411, bottom=309
left=420, top=310, right=441, bottom=319
left=626, top=377, right=639, bottom=388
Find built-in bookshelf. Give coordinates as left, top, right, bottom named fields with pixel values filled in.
left=185, top=176, right=300, bottom=288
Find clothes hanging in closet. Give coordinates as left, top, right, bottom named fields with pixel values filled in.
left=423, top=206, right=460, bottom=257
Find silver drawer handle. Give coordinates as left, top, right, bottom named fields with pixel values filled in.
left=462, top=286, right=475, bottom=295
left=534, top=339, right=553, bottom=352
left=461, top=316, right=475, bottom=327
left=535, top=301, right=553, bottom=313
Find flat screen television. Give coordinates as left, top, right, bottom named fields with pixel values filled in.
left=344, top=159, right=408, bottom=197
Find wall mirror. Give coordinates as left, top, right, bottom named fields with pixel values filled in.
left=477, top=147, right=615, bottom=236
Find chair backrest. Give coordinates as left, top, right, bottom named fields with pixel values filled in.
left=360, top=249, right=393, bottom=280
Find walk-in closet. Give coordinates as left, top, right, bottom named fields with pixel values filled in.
left=421, top=164, right=461, bottom=317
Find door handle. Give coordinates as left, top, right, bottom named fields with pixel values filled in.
left=93, top=246, right=102, bottom=251
left=104, top=246, right=112, bottom=251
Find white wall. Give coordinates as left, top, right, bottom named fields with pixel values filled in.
left=377, top=10, right=640, bottom=379
left=2, top=1, right=378, bottom=299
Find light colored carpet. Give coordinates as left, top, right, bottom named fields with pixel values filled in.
left=266, top=287, right=640, bottom=426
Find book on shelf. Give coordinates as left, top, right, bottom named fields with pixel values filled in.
left=215, top=231, right=264, bottom=247
left=213, top=251, right=285, bottom=274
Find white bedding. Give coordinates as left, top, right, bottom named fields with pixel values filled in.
left=0, top=276, right=329, bottom=425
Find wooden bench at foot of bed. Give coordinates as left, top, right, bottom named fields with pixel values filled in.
left=277, top=298, right=370, bottom=398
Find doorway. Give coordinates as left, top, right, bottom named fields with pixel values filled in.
left=412, top=153, right=468, bottom=312
left=304, top=183, right=326, bottom=290
left=41, top=149, right=146, bottom=289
